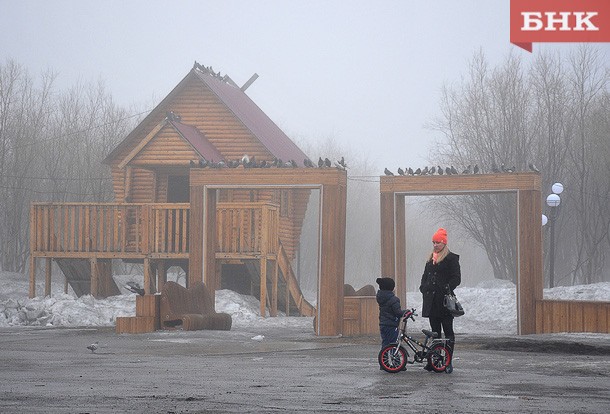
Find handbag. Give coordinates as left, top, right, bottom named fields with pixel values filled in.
left=443, top=291, right=465, bottom=317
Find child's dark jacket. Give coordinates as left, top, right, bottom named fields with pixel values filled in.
left=376, top=290, right=404, bottom=327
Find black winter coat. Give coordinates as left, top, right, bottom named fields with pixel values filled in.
left=376, top=290, right=404, bottom=327
left=419, top=251, right=461, bottom=318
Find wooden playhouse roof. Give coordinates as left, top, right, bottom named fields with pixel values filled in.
left=104, top=64, right=308, bottom=166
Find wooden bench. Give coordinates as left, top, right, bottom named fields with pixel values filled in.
left=160, top=281, right=232, bottom=331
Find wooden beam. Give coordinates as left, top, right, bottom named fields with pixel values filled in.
left=118, top=120, right=167, bottom=169
left=380, top=172, right=540, bottom=194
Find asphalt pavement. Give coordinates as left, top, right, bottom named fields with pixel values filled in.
left=0, top=324, right=608, bottom=413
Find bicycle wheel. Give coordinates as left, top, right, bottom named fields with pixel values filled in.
left=427, top=344, right=451, bottom=372
left=378, top=344, right=407, bottom=373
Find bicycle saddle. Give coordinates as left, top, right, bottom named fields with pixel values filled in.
left=422, top=329, right=439, bottom=338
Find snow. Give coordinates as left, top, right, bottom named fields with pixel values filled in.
left=1, top=271, right=609, bottom=336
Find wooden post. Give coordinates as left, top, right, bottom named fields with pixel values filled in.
left=260, top=205, right=269, bottom=317
left=45, top=258, right=52, bottom=297
left=380, top=192, right=395, bottom=279
left=90, top=258, right=99, bottom=298
left=143, top=258, right=154, bottom=294
left=518, top=189, right=542, bottom=334
left=317, top=181, right=347, bottom=336
left=157, top=260, right=167, bottom=293
left=260, top=258, right=267, bottom=317
left=29, top=256, right=36, bottom=298
left=29, top=204, right=36, bottom=298
left=395, top=195, right=406, bottom=306
left=200, top=188, right=217, bottom=298
left=271, top=259, right=278, bottom=317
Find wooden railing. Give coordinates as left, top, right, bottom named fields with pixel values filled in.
left=30, top=202, right=278, bottom=258
left=216, top=202, right=279, bottom=256
left=30, top=203, right=190, bottom=257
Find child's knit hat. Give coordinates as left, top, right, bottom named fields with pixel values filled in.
left=376, top=277, right=395, bottom=291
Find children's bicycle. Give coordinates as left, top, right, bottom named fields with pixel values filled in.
left=378, top=308, right=452, bottom=374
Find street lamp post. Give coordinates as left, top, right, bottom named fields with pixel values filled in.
left=544, top=183, right=563, bottom=288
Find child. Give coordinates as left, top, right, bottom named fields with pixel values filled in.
left=376, top=277, right=405, bottom=348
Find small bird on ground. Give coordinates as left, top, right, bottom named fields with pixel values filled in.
left=87, top=342, right=99, bottom=353
left=384, top=168, right=394, bottom=176
left=126, top=281, right=145, bottom=296
left=528, top=163, right=540, bottom=173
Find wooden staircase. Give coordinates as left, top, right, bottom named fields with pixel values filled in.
left=55, top=258, right=121, bottom=297
left=243, top=242, right=315, bottom=317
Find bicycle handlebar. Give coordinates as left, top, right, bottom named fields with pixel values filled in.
left=403, top=308, right=418, bottom=321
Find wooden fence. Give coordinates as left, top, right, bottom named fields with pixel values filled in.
left=536, top=299, right=610, bottom=333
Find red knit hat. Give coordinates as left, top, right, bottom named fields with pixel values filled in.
left=432, top=228, right=448, bottom=244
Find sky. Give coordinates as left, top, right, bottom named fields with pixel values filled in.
left=4, top=0, right=605, bottom=172
left=1, top=270, right=609, bottom=336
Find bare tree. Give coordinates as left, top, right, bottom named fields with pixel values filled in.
left=428, top=47, right=610, bottom=285
left=563, top=47, right=610, bottom=284
left=0, top=59, right=134, bottom=272
left=0, top=61, right=55, bottom=271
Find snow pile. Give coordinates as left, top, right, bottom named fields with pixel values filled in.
left=0, top=271, right=609, bottom=335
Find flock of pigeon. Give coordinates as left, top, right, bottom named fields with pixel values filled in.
left=189, top=155, right=348, bottom=170
left=384, top=163, right=540, bottom=176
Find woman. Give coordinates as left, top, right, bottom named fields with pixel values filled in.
left=419, top=228, right=461, bottom=370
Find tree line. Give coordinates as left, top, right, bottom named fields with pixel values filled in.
left=0, top=60, right=136, bottom=272
left=429, top=46, right=610, bottom=286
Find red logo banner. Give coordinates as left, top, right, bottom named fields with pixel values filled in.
left=510, top=0, right=610, bottom=52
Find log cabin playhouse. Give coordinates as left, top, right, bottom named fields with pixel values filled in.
left=29, top=63, right=356, bottom=336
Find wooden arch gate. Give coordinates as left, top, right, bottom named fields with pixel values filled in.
left=380, top=172, right=542, bottom=335
left=189, top=168, right=347, bottom=336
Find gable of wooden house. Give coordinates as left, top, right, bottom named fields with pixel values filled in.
left=103, top=63, right=311, bottom=268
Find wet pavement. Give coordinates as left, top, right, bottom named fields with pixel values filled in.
left=0, top=325, right=608, bottom=413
